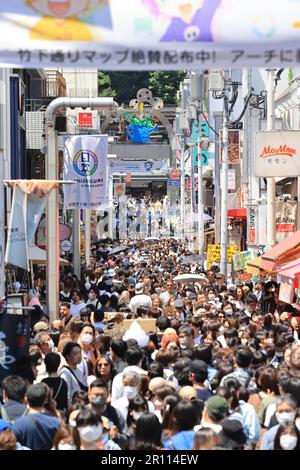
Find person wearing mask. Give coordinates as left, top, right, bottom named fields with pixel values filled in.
left=273, top=422, right=300, bottom=450
left=112, top=371, right=154, bottom=422
left=33, top=332, right=55, bottom=383
left=195, top=396, right=228, bottom=434
left=87, top=379, right=127, bottom=449
left=77, top=324, right=98, bottom=369
left=86, top=287, right=101, bottom=310
left=69, top=290, right=86, bottom=318
left=12, top=383, right=61, bottom=450
left=129, top=283, right=152, bottom=314
left=190, top=317, right=203, bottom=345
left=74, top=407, right=120, bottom=450
left=59, top=342, right=88, bottom=403
left=178, top=326, right=194, bottom=350
left=42, top=353, right=68, bottom=416
left=52, top=424, right=78, bottom=450
left=111, top=347, right=147, bottom=402
left=260, top=395, right=298, bottom=450
left=0, top=376, right=28, bottom=423
left=269, top=336, right=287, bottom=369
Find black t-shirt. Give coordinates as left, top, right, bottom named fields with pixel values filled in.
left=102, top=404, right=122, bottom=432
left=42, top=377, right=68, bottom=414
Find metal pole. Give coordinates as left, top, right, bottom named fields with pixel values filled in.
left=220, top=71, right=230, bottom=277
left=46, top=128, right=59, bottom=322
left=180, top=136, right=186, bottom=243
left=266, top=69, right=276, bottom=248
left=73, top=209, right=81, bottom=279
left=108, top=175, right=114, bottom=240
left=198, top=118, right=204, bottom=259
left=84, top=209, right=91, bottom=267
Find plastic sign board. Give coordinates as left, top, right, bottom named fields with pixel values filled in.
left=78, top=112, right=93, bottom=128
left=207, top=244, right=239, bottom=269
left=60, top=239, right=72, bottom=252
left=255, top=131, right=300, bottom=177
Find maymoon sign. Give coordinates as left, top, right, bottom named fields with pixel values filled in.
left=255, top=131, right=300, bottom=177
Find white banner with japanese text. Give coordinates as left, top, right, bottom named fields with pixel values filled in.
left=1, top=1, right=300, bottom=69
left=64, top=135, right=108, bottom=210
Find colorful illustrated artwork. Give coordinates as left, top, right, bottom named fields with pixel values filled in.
left=142, top=0, right=222, bottom=42
left=25, top=0, right=111, bottom=41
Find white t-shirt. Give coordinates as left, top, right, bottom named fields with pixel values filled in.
left=70, top=301, right=86, bottom=317
left=129, top=294, right=152, bottom=313
left=159, top=291, right=171, bottom=307
left=59, top=364, right=88, bottom=401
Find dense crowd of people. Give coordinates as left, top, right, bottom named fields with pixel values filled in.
left=1, top=238, right=300, bottom=451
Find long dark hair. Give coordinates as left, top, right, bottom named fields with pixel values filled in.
left=132, top=413, right=162, bottom=450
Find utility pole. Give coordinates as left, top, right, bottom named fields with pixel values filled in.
left=266, top=69, right=276, bottom=248
left=180, top=135, right=186, bottom=243
left=72, top=209, right=81, bottom=278
left=84, top=209, right=91, bottom=267
left=197, top=117, right=204, bottom=259
left=220, top=70, right=230, bottom=277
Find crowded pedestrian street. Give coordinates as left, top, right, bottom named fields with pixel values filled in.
left=1, top=0, right=300, bottom=456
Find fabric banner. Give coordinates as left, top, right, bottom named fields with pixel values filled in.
left=5, top=180, right=59, bottom=270
left=0, top=158, right=4, bottom=299
left=275, top=201, right=297, bottom=243
left=5, top=185, right=28, bottom=270
left=0, top=313, right=30, bottom=382
left=64, top=135, right=108, bottom=210
left=109, top=159, right=169, bottom=174
left=1, top=1, right=300, bottom=69
left=279, top=275, right=294, bottom=303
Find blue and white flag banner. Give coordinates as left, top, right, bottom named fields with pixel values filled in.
left=64, top=135, right=108, bottom=210
left=1, top=0, right=300, bottom=68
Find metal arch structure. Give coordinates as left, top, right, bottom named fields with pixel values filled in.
left=100, top=88, right=176, bottom=167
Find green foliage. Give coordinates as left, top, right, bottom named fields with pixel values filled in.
left=148, top=71, right=187, bottom=105
left=98, top=71, right=187, bottom=105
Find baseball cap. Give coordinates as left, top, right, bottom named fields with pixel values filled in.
left=0, top=419, right=12, bottom=432
left=179, top=386, right=197, bottom=400
left=33, top=321, right=49, bottom=332
left=135, top=283, right=144, bottom=294
left=107, top=269, right=116, bottom=277
left=205, top=396, right=228, bottom=421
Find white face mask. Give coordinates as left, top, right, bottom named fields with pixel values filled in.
left=132, top=411, right=143, bottom=421
left=78, top=424, right=102, bottom=442
left=224, top=309, right=233, bottom=315
left=276, top=411, right=296, bottom=425
left=58, top=443, right=77, bottom=450
left=280, top=434, right=298, bottom=450
left=275, top=352, right=284, bottom=357
left=179, top=338, right=188, bottom=349
left=241, top=338, right=248, bottom=345
left=208, top=294, right=215, bottom=301
left=124, top=386, right=138, bottom=400
left=81, top=333, right=93, bottom=345
left=85, top=282, right=91, bottom=290
left=296, top=418, right=300, bottom=431
left=47, top=340, right=54, bottom=350
left=69, top=420, right=76, bottom=427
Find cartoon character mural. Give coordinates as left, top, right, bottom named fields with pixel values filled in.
left=25, top=0, right=109, bottom=41
left=142, top=0, right=222, bottom=42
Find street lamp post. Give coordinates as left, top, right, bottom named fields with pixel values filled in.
left=266, top=69, right=277, bottom=248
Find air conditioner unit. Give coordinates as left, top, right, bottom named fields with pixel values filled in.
left=208, top=71, right=224, bottom=91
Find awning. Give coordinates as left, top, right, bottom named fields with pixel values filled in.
left=277, top=258, right=300, bottom=288
left=29, top=245, right=69, bottom=265
left=261, top=230, right=300, bottom=272
left=228, top=208, right=247, bottom=219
